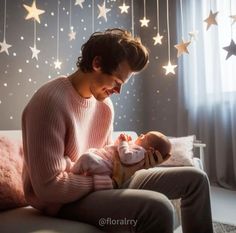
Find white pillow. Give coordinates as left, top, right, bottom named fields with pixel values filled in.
left=161, top=135, right=195, bottom=166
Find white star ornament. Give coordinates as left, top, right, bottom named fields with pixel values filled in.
left=30, top=45, right=40, bottom=60
left=119, top=3, right=130, bottom=14
left=0, top=39, right=12, bottom=55
left=75, top=0, right=85, bottom=8
left=23, top=1, right=45, bottom=23
left=188, top=30, right=199, bottom=41
left=69, top=29, right=76, bottom=41
left=97, top=1, right=111, bottom=22
left=163, top=61, right=177, bottom=75
left=54, top=60, right=62, bottom=69
left=153, top=33, right=163, bottom=45
left=140, top=17, right=150, bottom=27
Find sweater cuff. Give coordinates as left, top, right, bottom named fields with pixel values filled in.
left=93, top=175, right=113, bottom=191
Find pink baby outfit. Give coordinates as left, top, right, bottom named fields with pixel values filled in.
left=71, top=141, right=146, bottom=175
left=21, top=77, right=114, bottom=215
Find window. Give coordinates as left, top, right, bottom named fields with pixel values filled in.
left=203, top=0, right=236, bottom=94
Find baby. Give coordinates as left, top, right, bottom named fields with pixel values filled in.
left=70, top=131, right=172, bottom=176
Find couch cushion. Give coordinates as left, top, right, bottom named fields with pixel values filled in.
left=161, top=135, right=195, bottom=166
left=0, top=136, right=27, bottom=210
left=0, top=206, right=104, bottom=233
left=0, top=130, right=22, bottom=141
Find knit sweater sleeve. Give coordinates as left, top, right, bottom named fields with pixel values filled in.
left=22, top=96, right=112, bottom=204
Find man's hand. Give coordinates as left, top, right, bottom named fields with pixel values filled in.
left=112, top=147, right=172, bottom=188
left=144, top=148, right=171, bottom=167
left=112, top=152, right=145, bottom=188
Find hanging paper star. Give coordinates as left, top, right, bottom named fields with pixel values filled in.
left=230, top=15, right=236, bottom=25
left=163, top=61, right=177, bottom=75
left=30, top=45, right=40, bottom=60
left=204, top=10, right=218, bottom=30
left=174, top=39, right=191, bottom=57
left=69, top=29, right=76, bottom=41
left=140, top=17, right=150, bottom=27
left=74, top=0, right=85, bottom=8
left=23, top=1, right=45, bottom=23
left=223, top=39, right=236, bottom=60
left=153, top=33, right=163, bottom=45
left=119, top=2, right=130, bottom=14
left=0, top=39, right=12, bottom=55
left=54, top=59, right=62, bottom=69
left=188, top=30, right=199, bottom=41
left=97, top=1, right=111, bottom=22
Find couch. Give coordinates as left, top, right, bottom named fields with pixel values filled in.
left=0, top=130, right=205, bottom=233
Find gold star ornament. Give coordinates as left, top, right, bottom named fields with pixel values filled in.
left=204, top=10, right=218, bottom=31
left=230, top=15, right=236, bottom=25
left=153, top=33, right=163, bottom=45
left=223, top=39, right=236, bottom=60
left=119, top=3, right=130, bottom=14
left=163, top=61, right=177, bottom=75
left=140, top=17, right=150, bottom=27
left=23, top=0, right=45, bottom=23
left=174, top=39, right=191, bottom=57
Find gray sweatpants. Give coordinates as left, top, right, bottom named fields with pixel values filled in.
left=57, top=167, right=213, bottom=233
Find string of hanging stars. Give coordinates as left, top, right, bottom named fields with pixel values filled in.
left=1, top=0, right=235, bottom=73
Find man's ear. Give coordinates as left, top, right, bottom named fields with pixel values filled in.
left=92, top=56, right=102, bottom=72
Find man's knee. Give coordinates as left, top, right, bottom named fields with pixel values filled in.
left=148, top=194, right=174, bottom=222
left=136, top=192, right=174, bottom=232
left=188, top=168, right=209, bottom=185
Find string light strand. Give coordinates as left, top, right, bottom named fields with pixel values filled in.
left=157, top=0, right=159, bottom=32
left=131, top=0, right=134, bottom=35
left=56, top=0, right=60, bottom=59
left=3, top=0, right=6, bottom=39
left=167, top=0, right=170, bottom=60
left=92, top=0, right=94, bottom=32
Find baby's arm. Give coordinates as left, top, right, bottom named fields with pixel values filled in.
left=71, top=151, right=111, bottom=175
left=118, top=141, right=146, bottom=165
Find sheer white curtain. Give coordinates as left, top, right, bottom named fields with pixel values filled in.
left=177, top=0, right=236, bottom=189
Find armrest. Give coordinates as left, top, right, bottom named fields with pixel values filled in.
left=193, top=141, right=206, bottom=170
left=192, top=158, right=204, bottom=170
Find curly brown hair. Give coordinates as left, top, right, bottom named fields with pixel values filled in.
left=76, top=28, right=149, bottom=74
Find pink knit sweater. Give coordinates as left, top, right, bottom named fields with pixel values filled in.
left=21, top=77, right=114, bottom=215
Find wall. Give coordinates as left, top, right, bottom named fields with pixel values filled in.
left=0, top=0, right=178, bottom=136
left=141, top=0, right=178, bottom=136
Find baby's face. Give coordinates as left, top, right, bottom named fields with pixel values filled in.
left=134, top=133, right=149, bottom=149
left=135, top=131, right=170, bottom=152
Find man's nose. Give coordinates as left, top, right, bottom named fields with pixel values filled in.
left=113, top=84, right=122, bottom=94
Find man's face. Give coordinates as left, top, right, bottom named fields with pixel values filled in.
left=90, top=60, right=133, bottom=101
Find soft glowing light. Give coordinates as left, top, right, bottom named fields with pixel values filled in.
left=23, top=1, right=45, bottom=23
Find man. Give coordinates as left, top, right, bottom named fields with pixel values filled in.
left=22, top=28, right=213, bottom=233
